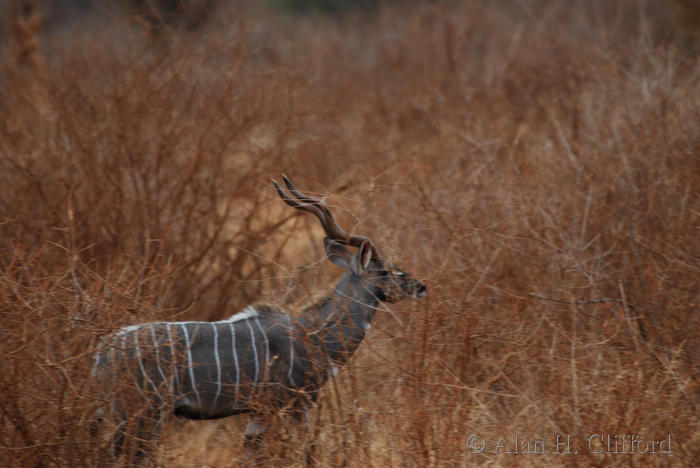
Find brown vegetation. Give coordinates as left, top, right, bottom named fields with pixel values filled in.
left=1, top=1, right=698, bottom=466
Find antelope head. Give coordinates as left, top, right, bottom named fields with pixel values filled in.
left=273, top=175, right=426, bottom=304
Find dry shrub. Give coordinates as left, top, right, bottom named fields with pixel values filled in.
left=1, top=1, right=698, bottom=466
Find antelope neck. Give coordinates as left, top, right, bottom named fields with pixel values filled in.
left=301, top=271, right=380, bottom=364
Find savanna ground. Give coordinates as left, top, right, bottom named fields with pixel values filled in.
left=1, top=0, right=698, bottom=466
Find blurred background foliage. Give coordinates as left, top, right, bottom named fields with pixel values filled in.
left=1, top=0, right=697, bottom=466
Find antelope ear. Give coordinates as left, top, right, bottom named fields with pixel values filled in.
left=359, top=239, right=373, bottom=270
left=350, top=240, right=374, bottom=275
left=324, top=237, right=350, bottom=269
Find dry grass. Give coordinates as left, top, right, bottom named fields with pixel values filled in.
left=1, top=1, right=698, bottom=466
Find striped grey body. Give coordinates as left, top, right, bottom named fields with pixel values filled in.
left=93, top=292, right=377, bottom=420
left=93, top=305, right=325, bottom=420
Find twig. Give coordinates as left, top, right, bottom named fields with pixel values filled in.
left=619, top=282, right=640, bottom=352
left=529, top=293, right=623, bottom=305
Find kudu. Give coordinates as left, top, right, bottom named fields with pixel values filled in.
left=91, top=176, right=426, bottom=464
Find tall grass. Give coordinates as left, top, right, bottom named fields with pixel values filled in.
left=1, top=1, right=697, bottom=466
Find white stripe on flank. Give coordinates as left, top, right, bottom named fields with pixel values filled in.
left=245, top=320, right=259, bottom=382
left=166, top=323, right=179, bottom=393
left=121, top=334, right=146, bottom=399
left=212, top=323, right=222, bottom=409
left=180, top=323, right=201, bottom=407
left=109, top=346, right=117, bottom=381
left=254, top=317, right=269, bottom=380
left=287, top=315, right=295, bottom=386
left=228, top=305, right=259, bottom=322
left=134, top=331, right=163, bottom=401
left=150, top=324, right=167, bottom=386
left=92, top=349, right=100, bottom=372
left=228, top=322, right=240, bottom=394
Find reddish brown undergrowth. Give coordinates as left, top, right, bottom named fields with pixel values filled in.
left=1, top=1, right=697, bottom=466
